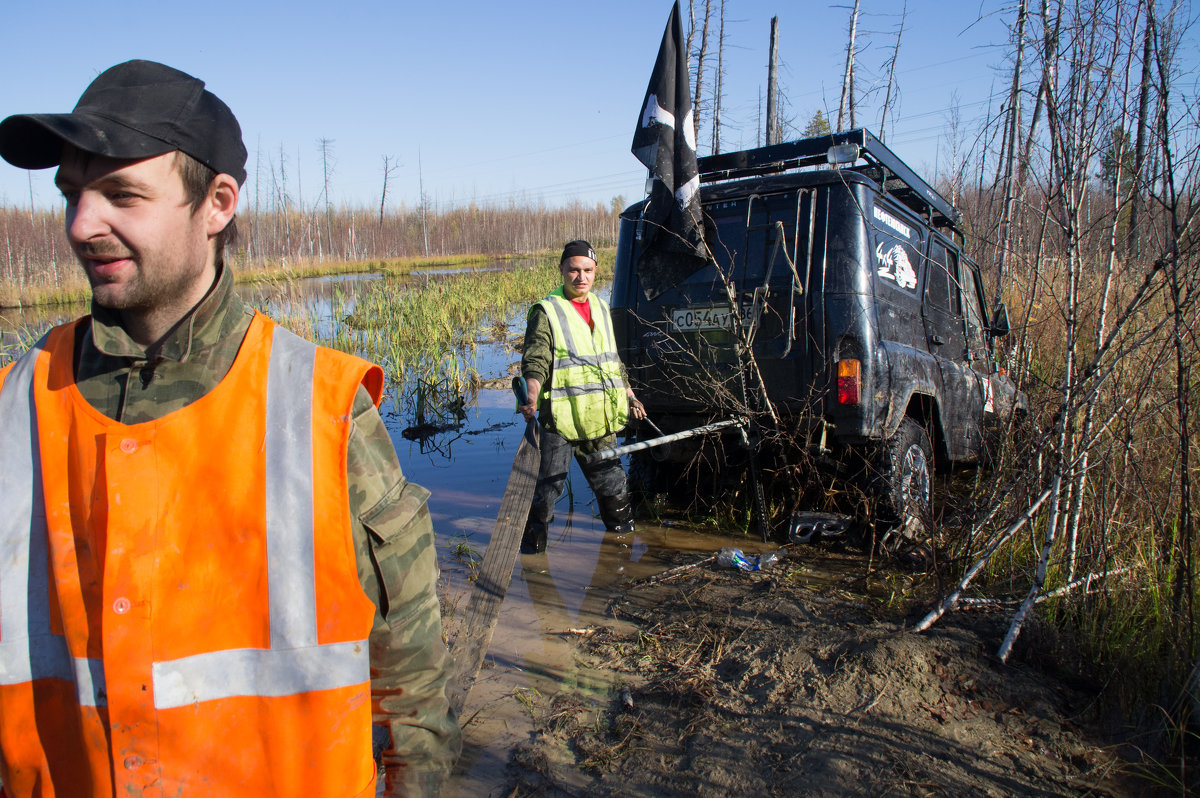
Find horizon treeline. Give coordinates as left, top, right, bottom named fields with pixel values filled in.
left=0, top=197, right=624, bottom=306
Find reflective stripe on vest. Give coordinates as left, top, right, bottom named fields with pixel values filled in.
left=0, top=326, right=368, bottom=711
left=537, top=291, right=629, bottom=440
left=0, top=336, right=106, bottom=708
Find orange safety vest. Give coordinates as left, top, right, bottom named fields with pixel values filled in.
left=0, top=313, right=384, bottom=797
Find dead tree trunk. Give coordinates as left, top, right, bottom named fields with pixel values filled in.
left=837, top=0, right=861, bottom=132
left=1127, top=0, right=1155, bottom=259
left=691, top=0, right=712, bottom=145
left=766, top=16, right=780, bottom=145
left=878, top=3, right=907, bottom=144
left=318, top=137, right=335, bottom=260
left=711, top=0, right=726, bottom=154
left=379, top=155, right=399, bottom=228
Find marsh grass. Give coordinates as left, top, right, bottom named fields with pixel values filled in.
left=234, top=252, right=498, bottom=284
left=447, top=534, right=483, bottom=583
left=0, top=322, right=44, bottom=368
left=0, top=251, right=503, bottom=310
left=261, top=250, right=618, bottom=432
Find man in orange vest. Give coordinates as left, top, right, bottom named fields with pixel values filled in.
left=0, top=60, right=459, bottom=796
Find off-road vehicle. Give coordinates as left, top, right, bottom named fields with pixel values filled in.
left=610, top=128, right=1026, bottom=544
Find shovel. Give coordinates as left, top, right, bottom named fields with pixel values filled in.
left=445, top=376, right=541, bottom=716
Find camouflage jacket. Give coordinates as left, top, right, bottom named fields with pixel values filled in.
left=71, top=265, right=460, bottom=796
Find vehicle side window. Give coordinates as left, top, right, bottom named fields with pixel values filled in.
left=925, top=242, right=958, bottom=315
left=962, top=265, right=988, bottom=351
left=945, top=250, right=963, bottom=316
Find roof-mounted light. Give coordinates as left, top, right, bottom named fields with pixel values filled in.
left=827, top=143, right=861, bottom=166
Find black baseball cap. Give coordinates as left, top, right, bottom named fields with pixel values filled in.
left=0, top=59, right=247, bottom=185
left=561, top=240, right=597, bottom=264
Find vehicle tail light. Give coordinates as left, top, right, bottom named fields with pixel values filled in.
left=837, top=359, right=861, bottom=405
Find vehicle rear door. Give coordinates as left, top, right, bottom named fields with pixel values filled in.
left=961, top=262, right=998, bottom=451
left=922, top=239, right=984, bottom=460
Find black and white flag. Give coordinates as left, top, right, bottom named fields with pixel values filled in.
left=632, top=0, right=709, bottom=298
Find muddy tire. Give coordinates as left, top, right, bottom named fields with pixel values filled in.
left=873, top=417, right=933, bottom=551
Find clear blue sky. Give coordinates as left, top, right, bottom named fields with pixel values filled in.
left=1, top=1, right=1019, bottom=213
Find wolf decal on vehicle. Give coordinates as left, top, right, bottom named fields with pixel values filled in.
left=876, top=241, right=918, bottom=290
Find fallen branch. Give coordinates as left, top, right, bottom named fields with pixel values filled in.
left=913, top=488, right=1052, bottom=633
left=999, top=476, right=1064, bottom=663
left=955, top=564, right=1139, bottom=608
left=1037, top=564, right=1139, bottom=601
left=628, top=554, right=718, bottom=587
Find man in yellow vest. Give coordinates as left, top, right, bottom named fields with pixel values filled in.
left=518, top=240, right=646, bottom=553
left=0, top=60, right=459, bottom=796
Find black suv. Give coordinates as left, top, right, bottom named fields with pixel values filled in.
left=610, top=129, right=1026, bottom=541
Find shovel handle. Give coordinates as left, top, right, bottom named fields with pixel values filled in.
left=512, top=376, right=530, bottom=407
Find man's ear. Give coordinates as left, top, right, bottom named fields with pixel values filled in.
left=205, top=173, right=239, bottom=236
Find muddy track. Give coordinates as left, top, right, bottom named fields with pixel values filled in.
left=503, top=544, right=1128, bottom=797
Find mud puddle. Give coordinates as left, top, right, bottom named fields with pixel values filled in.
left=390, top=383, right=805, bottom=796
left=442, top=517, right=814, bottom=797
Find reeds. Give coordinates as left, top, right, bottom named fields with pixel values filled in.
left=269, top=252, right=589, bottom=427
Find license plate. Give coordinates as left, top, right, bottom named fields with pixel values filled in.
left=671, top=305, right=734, bottom=332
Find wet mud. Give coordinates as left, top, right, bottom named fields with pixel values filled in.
left=500, top=541, right=1129, bottom=797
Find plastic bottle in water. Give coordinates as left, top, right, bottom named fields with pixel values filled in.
left=717, top=547, right=756, bottom=571
left=717, top=547, right=783, bottom=572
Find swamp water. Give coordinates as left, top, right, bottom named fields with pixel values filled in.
left=0, top=264, right=781, bottom=797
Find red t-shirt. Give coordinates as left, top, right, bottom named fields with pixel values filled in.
left=570, top=297, right=593, bottom=329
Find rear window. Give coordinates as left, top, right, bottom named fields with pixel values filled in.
left=707, top=192, right=813, bottom=289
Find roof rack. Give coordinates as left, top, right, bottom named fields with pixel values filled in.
left=696, top=128, right=960, bottom=229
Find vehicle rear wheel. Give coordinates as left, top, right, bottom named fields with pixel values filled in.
left=873, top=417, right=933, bottom=552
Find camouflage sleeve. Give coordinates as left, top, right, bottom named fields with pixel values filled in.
left=347, top=386, right=461, bottom=796
left=521, top=306, right=555, bottom=417
left=520, top=304, right=553, bottom=386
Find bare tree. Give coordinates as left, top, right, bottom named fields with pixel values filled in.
left=766, top=16, right=780, bottom=145
left=994, top=0, right=1028, bottom=294
left=379, top=155, right=400, bottom=228
left=317, top=138, right=336, bottom=259
left=418, top=147, right=430, bottom=257
left=1127, top=0, right=1155, bottom=259
left=711, top=0, right=726, bottom=154
left=274, top=144, right=292, bottom=258
left=878, top=2, right=907, bottom=143
left=837, top=0, right=861, bottom=132
left=691, top=0, right=713, bottom=144
left=941, top=92, right=966, bottom=205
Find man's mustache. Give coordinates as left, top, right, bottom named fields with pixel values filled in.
left=78, top=242, right=133, bottom=260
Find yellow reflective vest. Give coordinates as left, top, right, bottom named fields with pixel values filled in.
left=535, top=288, right=629, bottom=441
